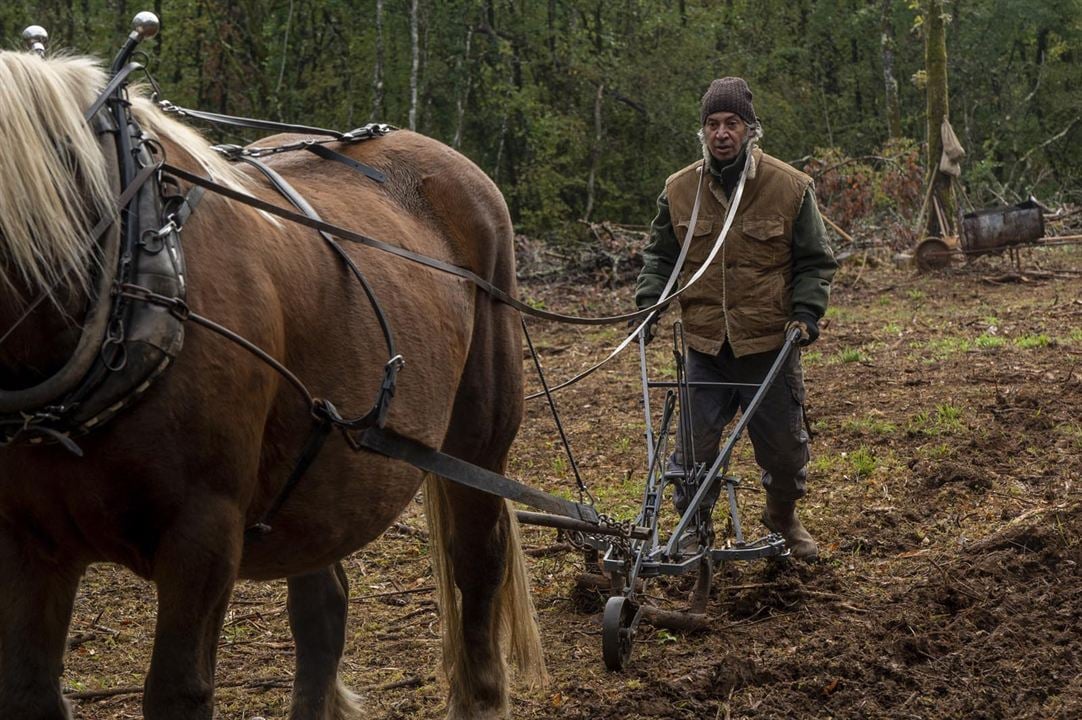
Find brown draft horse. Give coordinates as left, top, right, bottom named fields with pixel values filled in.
left=0, top=52, right=543, bottom=720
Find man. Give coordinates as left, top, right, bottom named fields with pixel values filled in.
left=634, top=77, right=837, bottom=561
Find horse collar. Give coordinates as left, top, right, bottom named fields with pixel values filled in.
left=0, top=101, right=194, bottom=452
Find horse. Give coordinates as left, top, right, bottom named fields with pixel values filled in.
left=0, top=51, right=544, bottom=720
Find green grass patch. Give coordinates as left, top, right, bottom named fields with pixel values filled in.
left=1057, top=423, right=1082, bottom=451
left=803, top=350, right=824, bottom=365
left=808, top=453, right=846, bottom=476
left=908, top=403, right=964, bottom=436
left=907, top=289, right=926, bottom=301
left=975, top=333, right=1005, bottom=349
left=1014, top=333, right=1052, bottom=349
left=926, top=336, right=972, bottom=358
left=919, top=442, right=955, bottom=460
left=836, top=347, right=868, bottom=363
left=1070, top=328, right=1082, bottom=343
left=936, top=403, right=963, bottom=427
left=847, top=446, right=878, bottom=478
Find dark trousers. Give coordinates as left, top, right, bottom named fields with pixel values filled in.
left=670, top=341, right=809, bottom=512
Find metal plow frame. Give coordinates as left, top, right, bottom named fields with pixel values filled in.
left=577, top=324, right=800, bottom=670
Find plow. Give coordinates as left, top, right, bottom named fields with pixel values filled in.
left=517, top=324, right=801, bottom=670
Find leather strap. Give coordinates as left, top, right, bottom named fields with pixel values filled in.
left=83, top=62, right=143, bottom=122
left=245, top=402, right=337, bottom=540
left=158, top=102, right=344, bottom=139
left=306, top=144, right=386, bottom=183
left=239, top=156, right=400, bottom=427
left=354, top=427, right=600, bottom=524
left=117, top=284, right=316, bottom=406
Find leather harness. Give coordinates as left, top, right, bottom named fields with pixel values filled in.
left=2, top=62, right=699, bottom=539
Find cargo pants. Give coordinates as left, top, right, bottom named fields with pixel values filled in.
left=670, top=340, right=810, bottom=513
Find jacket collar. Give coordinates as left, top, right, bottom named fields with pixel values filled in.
left=703, top=144, right=760, bottom=207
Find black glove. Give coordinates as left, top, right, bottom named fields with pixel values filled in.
left=628, top=314, right=657, bottom=345
left=785, top=311, right=820, bottom=346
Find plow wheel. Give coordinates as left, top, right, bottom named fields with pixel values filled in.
left=602, top=596, right=637, bottom=671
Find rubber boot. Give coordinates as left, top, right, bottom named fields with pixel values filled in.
left=762, top=496, right=818, bottom=561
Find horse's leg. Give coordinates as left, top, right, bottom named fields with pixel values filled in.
left=286, top=562, right=361, bottom=720
left=0, top=528, right=82, bottom=718
left=0, top=528, right=83, bottom=720
left=427, top=480, right=515, bottom=719
left=143, top=499, right=243, bottom=720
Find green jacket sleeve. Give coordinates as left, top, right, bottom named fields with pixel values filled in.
left=790, top=186, right=838, bottom=319
left=634, top=191, right=681, bottom=310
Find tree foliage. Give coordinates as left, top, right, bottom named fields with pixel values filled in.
left=3, top=0, right=1080, bottom=239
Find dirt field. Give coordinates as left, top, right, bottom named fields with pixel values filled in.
left=65, top=245, right=1081, bottom=719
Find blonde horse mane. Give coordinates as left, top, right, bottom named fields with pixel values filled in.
left=0, top=51, right=247, bottom=305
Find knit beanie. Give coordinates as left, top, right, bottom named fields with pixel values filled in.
left=700, top=77, right=756, bottom=126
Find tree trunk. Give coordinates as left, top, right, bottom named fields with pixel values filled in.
left=924, top=0, right=954, bottom=238
left=584, top=83, right=604, bottom=222
left=881, top=0, right=902, bottom=139
left=274, top=0, right=294, bottom=116
left=64, top=0, right=74, bottom=47
left=409, top=0, right=420, bottom=131
left=453, top=25, right=474, bottom=149
left=371, top=0, right=384, bottom=121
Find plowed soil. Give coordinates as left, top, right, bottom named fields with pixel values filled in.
left=65, top=246, right=1082, bottom=719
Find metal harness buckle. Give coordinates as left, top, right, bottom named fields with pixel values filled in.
left=138, top=215, right=179, bottom=254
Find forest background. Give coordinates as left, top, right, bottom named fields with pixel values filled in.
left=3, top=0, right=1080, bottom=248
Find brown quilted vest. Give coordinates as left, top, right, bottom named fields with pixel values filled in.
left=666, top=147, right=811, bottom=357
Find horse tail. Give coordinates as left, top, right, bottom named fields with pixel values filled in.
left=330, top=678, right=363, bottom=720
left=423, top=476, right=547, bottom=694
left=498, top=498, right=547, bottom=685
